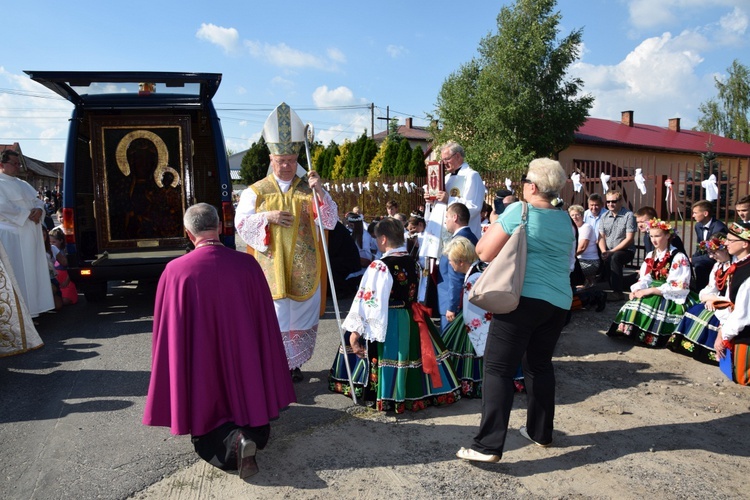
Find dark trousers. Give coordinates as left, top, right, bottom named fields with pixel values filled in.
left=191, top=421, right=270, bottom=470
left=692, top=254, right=716, bottom=292
left=602, top=250, right=635, bottom=293
left=472, top=297, right=567, bottom=456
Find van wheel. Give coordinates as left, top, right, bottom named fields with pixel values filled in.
left=84, top=283, right=108, bottom=302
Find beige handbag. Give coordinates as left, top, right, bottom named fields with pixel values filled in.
left=468, top=201, right=527, bottom=314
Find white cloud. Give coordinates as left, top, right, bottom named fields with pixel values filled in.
left=571, top=31, right=708, bottom=127
left=720, top=6, right=749, bottom=32
left=628, top=0, right=676, bottom=29
left=386, top=44, right=408, bottom=58
left=270, top=76, right=295, bottom=89
left=716, top=6, right=749, bottom=45
left=312, top=85, right=367, bottom=108
left=316, top=123, right=346, bottom=145
left=0, top=68, right=72, bottom=161
left=196, top=23, right=240, bottom=53
left=245, top=41, right=337, bottom=70
left=327, top=48, right=347, bottom=63
left=627, top=1, right=750, bottom=30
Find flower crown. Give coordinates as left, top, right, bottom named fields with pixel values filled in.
left=698, top=234, right=726, bottom=254
left=647, top=218, right=674, bottom=234
left=729, top=222, right=750, bottom=242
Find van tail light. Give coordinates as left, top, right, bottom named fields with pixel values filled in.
left=62, top=208, right=76, bottom=245
left=221, top=202, right=235, bottom=236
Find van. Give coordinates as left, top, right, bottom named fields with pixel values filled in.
left=26, top=71, right=235, bottom=300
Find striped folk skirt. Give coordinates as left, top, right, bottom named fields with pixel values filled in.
left=667, top=303, right=720, bottom=365
left=608, top=285, right=697, bottom=348
left=328, top=307, right=461, bottom=413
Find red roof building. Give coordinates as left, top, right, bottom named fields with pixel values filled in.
left=373, top=118, right=435, bottom=159
left=558, top=111, right=750, bottom=217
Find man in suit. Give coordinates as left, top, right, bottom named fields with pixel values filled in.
left=691, top=200, right=728, bottom=291
left=437, top=203, right=478, bottom=334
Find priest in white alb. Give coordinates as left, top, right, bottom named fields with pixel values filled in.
left=0, top=150, right=54, bottom=317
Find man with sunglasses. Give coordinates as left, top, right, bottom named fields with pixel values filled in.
left=598, top=191, right=636, bottom=301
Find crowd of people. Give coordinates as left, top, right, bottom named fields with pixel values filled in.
left=0, top=149, right=77, bottom=359
left=6, top=104, right=750, bottom=478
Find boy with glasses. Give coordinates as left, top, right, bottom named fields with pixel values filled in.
left=714, top=222, right=750, bottom=385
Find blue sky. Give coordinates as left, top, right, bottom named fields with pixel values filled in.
left=2, top=0, right=749, bottom=162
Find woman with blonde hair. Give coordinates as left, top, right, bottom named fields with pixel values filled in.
left=568, top=204, right=599, bottom=288
left=457, top=158, right=575, bottom=463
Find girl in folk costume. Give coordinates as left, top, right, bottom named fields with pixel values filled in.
left=440, top=236, right=489, bottom=398
left=668, top=234, right=732, bottom=364
left=607, top=219, right=697, bottom=347
left=439, top=236, right=527, bottom=397
left=328, top=218, right=461, bottom=413
left=714, top=222, right=750, bottom=385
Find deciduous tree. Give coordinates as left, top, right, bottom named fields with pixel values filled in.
left=696, top=59, right=750, bottom=143
left=432, top=0, right=593, bottom=176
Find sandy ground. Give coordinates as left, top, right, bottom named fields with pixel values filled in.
left=130, top=291, right=750, bottom=500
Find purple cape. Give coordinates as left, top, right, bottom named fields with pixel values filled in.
left=143, top=245, right=296, bottom=436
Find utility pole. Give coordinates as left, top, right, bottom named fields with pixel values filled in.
left=370, top=103, right=375, bottom=140
left=376, top=105, right=393, bottom=137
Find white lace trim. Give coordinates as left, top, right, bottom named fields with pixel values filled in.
left=236, top=212, right=269, bottom=252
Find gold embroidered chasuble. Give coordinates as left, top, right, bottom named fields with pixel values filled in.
left=251, top=175, right=321, bottom=301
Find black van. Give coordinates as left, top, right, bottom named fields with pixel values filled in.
left=26, top=71, right=235, bottom=300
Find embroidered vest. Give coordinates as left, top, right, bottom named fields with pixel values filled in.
left=729, top=258, right=750, bottom=341
left=251, top=175, right=320, bottom=301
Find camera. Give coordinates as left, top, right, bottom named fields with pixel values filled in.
left=494, top=189, right=513, bottom=215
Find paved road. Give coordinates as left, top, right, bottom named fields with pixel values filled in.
left=0, top=279, right=355, bottom=500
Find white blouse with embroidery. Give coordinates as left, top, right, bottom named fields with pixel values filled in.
left=631, top=246, right=692, bottom=304
left=699, top=259, right=733, bottom=324
left=341, top=248, right=408, bottom=343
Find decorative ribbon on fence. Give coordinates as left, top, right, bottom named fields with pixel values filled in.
left=600, top=172, right=611, bottom=194
left=665, top=177, right=674, bottom=213
left=571, top=171, right=582, bottom=193
left=702, top=174, right=719, bottom=202
left=634, top=168, right=647, bottom=195
left=505, top=178, right=513, bottom=193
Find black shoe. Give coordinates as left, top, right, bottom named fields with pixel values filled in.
left=595, top=292, right=607, bottom=312
left=236, top=436, right=258, bottom=480
left=606, top=325, right=624, bottom=337
left=290, top=367, right=303, bottom=382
